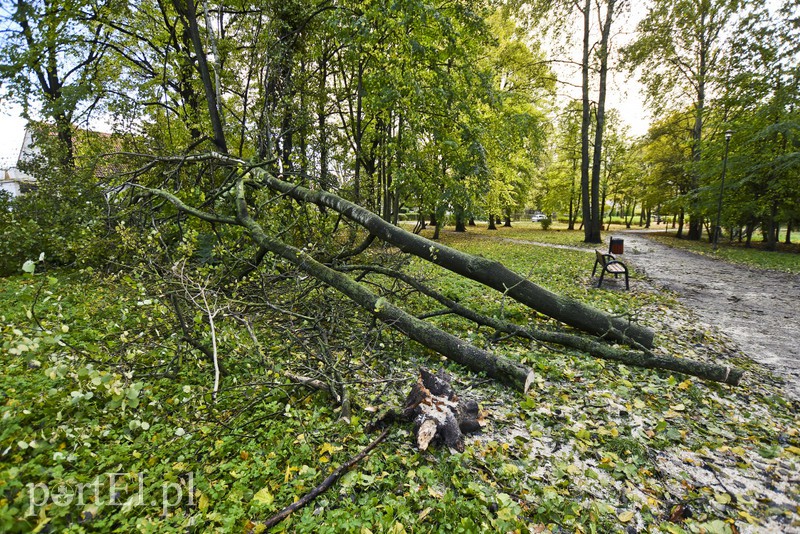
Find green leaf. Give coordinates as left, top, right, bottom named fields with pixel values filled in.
left=22, top=260, right=36, bottom=274
left=252, top=486, right=274, bottom=506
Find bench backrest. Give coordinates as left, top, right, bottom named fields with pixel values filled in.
left=595, top=250, right=608, bottom=265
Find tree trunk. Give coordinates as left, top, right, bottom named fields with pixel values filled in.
left=580, top=0, right=593, bottom=244
left=231, top=178, right=534, bottom=392
left=178, top=0, right=228, bottom=154
left=454, top=206, right=466, bottom=232
left=588, top=0, right=616, bottom=244
left=342, top=264, right=742, bottom=385
left=241, top=163, right=655, bottom=349
left=487, top=214, right=497, bottom=230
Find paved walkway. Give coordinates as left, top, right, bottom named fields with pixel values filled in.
left=618, top=230, right=800, bottom=402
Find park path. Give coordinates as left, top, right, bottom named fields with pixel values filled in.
left=617, top=230, right=800, bottom=402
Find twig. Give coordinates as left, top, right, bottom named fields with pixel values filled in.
left=262, top=428, right=391, bottom=529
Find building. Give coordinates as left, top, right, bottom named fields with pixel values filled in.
left=0, top=128, right=37, bottom=197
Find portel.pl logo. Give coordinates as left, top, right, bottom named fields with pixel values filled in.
left=26, top=471, right=194, bottom=516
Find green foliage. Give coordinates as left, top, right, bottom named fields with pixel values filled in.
left=0, top=126, right=122, bottom=276
left=2, top=227, right=800, bottom=532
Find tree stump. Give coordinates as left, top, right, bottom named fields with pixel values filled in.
left=402, top=368, right=485, bottom=452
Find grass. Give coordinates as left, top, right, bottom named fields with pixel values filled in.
left=1, top=234, right=799, bottom=533
left=413, top=219, right=800, bottom=274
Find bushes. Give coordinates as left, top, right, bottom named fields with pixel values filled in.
left=0, top=128, right=123, bottom=277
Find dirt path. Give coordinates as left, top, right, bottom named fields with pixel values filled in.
left=618, top=230, right=800, bottom=402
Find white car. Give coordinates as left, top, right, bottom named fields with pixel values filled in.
left=530, top=212, right=547, bottom=222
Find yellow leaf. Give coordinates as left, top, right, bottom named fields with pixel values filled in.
left=633, top=399, right=646, bottom=409
left=670, top=404, right=685, bottom=411
left=714, top=493, right=731, bottom=505
left=677, top=379, right=692, bottom=390
left=737, top=510, right=757, bottom=524
left=566, top=464, right=581, bottom=475
left=418, top=507, right=432, bottom=521
left=427, top=486, right=443, bottom=498
left=730, top=446, right=746, bottom=457
left=252, top=486, right=274, bottom=506
left=198, top=492, right=209, bottom=511
left=785, top=446, right=800, bottom=456
left=618, top=510, right=635, bottom=522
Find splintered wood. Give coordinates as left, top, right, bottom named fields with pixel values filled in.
left=402, top=368, right=485, bottom=452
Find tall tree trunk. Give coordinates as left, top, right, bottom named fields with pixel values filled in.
left=177, top=0, right=228, bottom=153
left=588, top=0, right=616, bottom=243
left=580, top=0, right=593, bottom=243
left=354, top=59, right=365, bottom=203
left=568, top=167, right=577, bottom=230
left=318, top=48, right=330, bottom=190
left=687, top=10, right=709, bottom=241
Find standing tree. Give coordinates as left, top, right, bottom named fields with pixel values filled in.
left=622, top=0, right=743, bottom=240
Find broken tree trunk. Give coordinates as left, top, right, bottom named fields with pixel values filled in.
left=402, top=368, right=484, bottom=452
left=339, top=264, right=744, bottom=385
left=172, top=153, right=654, bottom=349
left=250, top=168, right=654, bottom=349
left=231, top=179, right=535, bottom=393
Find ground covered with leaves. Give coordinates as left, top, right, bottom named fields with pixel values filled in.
left=1, top=227, right=799, bottom=533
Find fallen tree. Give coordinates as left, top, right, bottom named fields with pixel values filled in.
left=133, top=179, right=536, bottom=393
left=130, top=151, right=654, bottom=350
left=127, top=163, right=744, bottom=389
left=338, top=264, right=743, bottom=385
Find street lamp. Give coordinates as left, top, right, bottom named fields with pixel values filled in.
left=713, top=130, right=734, bottom=251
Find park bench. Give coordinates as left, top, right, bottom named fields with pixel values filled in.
left=592, top=250, right=629, bottom=290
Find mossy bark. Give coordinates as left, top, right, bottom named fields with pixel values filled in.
left=248, top=168, right=655, bottom=349
left=233, top=179, right=534, bottom=393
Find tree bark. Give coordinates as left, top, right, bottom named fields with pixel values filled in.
left=341, top=264, right=742, bottom=385
left=588, top=0, right=616, bottom=243
left=580, top=0, right=593, bottom=244
left=231, top=178, right=535, bottom=393
left=238, top=164, right=655, bottom=348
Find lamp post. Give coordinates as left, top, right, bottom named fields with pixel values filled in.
left=713, top=130, right=733, bottom=251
